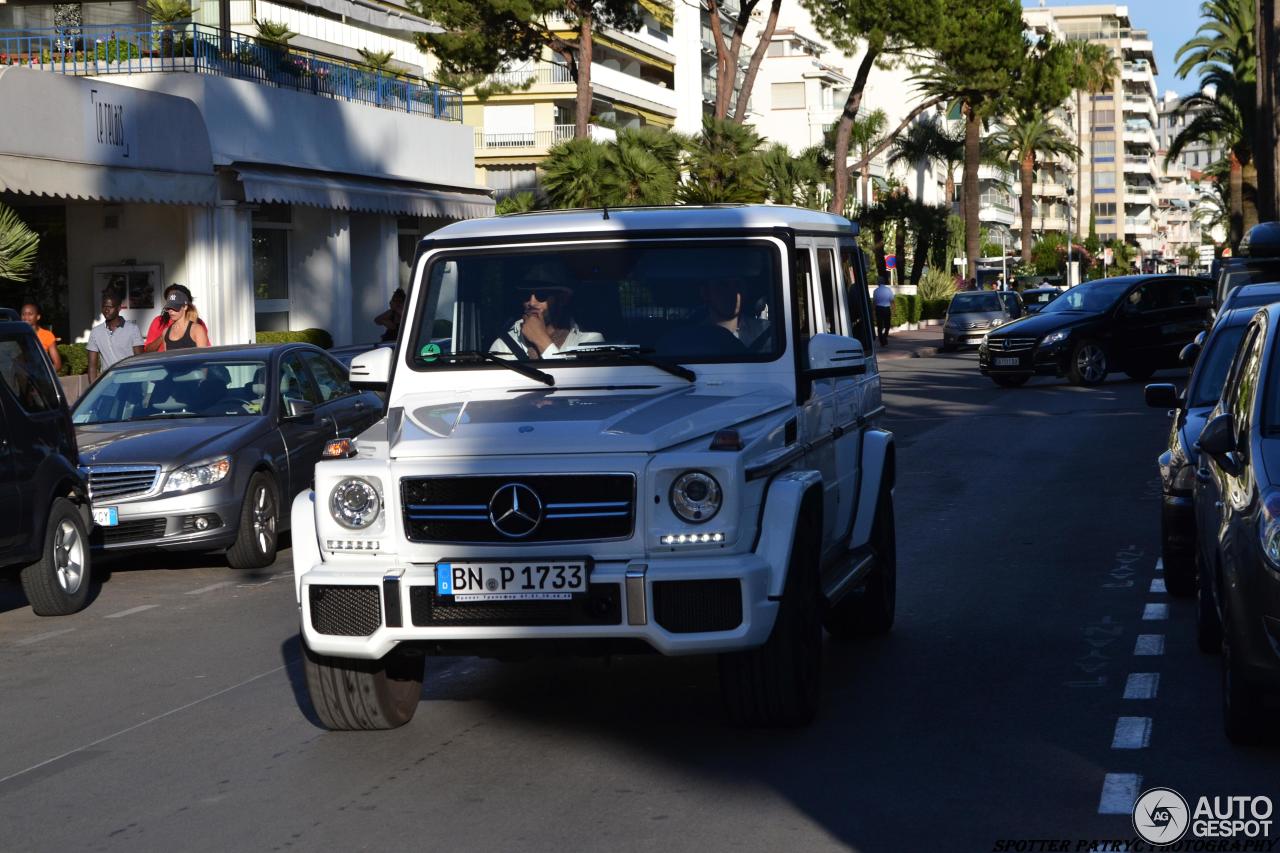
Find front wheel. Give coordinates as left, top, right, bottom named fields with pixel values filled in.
left=824, top=488, right=896, bottom=640
left=20, top=498, right=91, bottom=616
left=227, top=472, right=279, bottom=570
left=1160, top=530, right=1196, bottom=598
left=303, top=641, right=425, bottom=731
left=991, top=374, right=1030, bottom=388
left=1195, top=553, right=1222, bottom=655
left=1068, top=339, right=1108, bottom=386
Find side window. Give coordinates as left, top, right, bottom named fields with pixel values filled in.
left=815, top=248, right=844, bottom=335
left=1230, top=325, right=1264, bottom=426
left=840, top=246, right=873, bottom=350
left=301, top=352, right=352, bottom=402
left=1222, top=324, right=1260, bottom=412
left=0, top=337, right=59, bottom=413
left=794, top=248, right=813, bottom=346
left=279, top=353, right=321, bottom=409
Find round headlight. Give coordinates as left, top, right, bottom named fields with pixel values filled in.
left=670, top=470, right=722, bottom=523
left=330, top=478, right=381, bottom=529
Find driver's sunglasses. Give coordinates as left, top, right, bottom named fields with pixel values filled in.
left=519, top=290, right=557, bottom=303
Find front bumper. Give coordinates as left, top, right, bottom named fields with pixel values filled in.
left=91, top=486, right=242, bottom=552
left=978, top=340, right=1067, bottom=376
left=943, top=328, right=990, bottom=348
left=1228, top=538, right=1280, bottom=685
left=297, top=554, right=779, bottom=659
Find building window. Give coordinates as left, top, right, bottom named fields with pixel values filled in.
left=252, top=204, right=290, bottom=332
left=771, top=81, right=805, bottom=110
left=1095, top=172, right=1116, bottom=188
left=484, top=166, right=538, bottom=197
left=767, top=40, right=783, bottom=56
left=1094, top=203, right=1117, bottom=216
left=1093, top=140, right=1116, bottom=156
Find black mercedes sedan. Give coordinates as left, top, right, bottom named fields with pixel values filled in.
left=71, top=343, right=382, bottom=569
left=1145, top=307, right=1254, bottom=609
left=978, top=275, right=1212, bottom=387
left=1193, top=303, right=1280, bottom=743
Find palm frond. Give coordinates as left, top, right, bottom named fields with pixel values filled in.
left=0, top=203, right=39, bottom=283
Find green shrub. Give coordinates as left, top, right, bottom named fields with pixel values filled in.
left=918, top=267, right=957, bottom=301
left=256, top=328, right=334, bottom=349
left=908, top=294, right=922, bottom=324
left=921, top=298, right=950, bottom=321
left=56, top=343, right=89, bottom=376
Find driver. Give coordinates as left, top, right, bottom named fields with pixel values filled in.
left=489, top=278, right=602, bottom=359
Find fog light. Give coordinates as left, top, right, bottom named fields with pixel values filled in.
left=195, top=517, right=209, bottom=530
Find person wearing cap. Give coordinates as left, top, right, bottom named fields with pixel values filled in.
left=144, top=284, right=210, bottom=352
left=489, top=279, right=602, bottom=359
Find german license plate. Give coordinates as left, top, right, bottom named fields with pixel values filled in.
left=91, top=506, right=118, bottom=527
left=436, top=561, right=588, bottom=601
left=994, top=357, right=1020, bottom=367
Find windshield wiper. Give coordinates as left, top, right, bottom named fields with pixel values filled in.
left=142, top=411, right=204, bottom=420
left=564, top=345, right=696, bottom=383
left=442, top=351, right=555, bottom=386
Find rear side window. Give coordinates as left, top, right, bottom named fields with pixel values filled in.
left=0, top=336, right=60, bottom=413
left=815, top=248, right=843, bottom=334
left=840, top=246, right=872, bottom=350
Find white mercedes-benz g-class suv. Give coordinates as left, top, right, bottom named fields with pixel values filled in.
left=293, top=205, right=896, bottom=730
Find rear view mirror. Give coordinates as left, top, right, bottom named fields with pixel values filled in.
left=806, top=333, right=866, bottom=377
left=1144, top=383, right=1181, bottom=409
left=1180, top=341, right=1201, bottom=366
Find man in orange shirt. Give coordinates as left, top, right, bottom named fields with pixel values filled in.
left=20, top=302, right=62, bottom=373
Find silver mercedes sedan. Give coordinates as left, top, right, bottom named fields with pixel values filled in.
left=71, top=343, right=382, bottom=569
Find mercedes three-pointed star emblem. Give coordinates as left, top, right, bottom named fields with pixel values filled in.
left=488, top=483, right=543, bottom=538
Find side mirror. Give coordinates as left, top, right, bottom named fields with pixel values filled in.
left=806, top=333, right=866, bottom=377
left=1179, top=341, right=1201, bottom=366
left=350, top=346, right=393, bottom=391
left=1144, top=383, right=1182, bottom=409
left=1196, top=412, right=1241, bottom=474
left=283, top=397, right=315, bottom=421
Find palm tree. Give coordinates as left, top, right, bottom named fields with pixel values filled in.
left=762, top=144, right=829, bottom=208
left=0, top=203, right=38, bottom=282
left=357, top=48, right=396, bottom=72
left=600, top=126, right=682, bottom=206
left=847, top=109, right=887, bottom=210
left=887, top=117, right=949, bottom=204
left=989, top=114, right=1079, bottom=263
left=1069, top=42, right=1118, bottom=239
left=677, top=117, right=766, bottom=204
left=541, top=137, right=611, bottom=209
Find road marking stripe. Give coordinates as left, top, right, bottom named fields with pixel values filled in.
left=14, top=628, right=76, bottom=646
left=1134, top=634, right=1165, bottom=656
left=1142, top=603, right=1169, bottom=621
left=1099, top=773, right=1143, bottom=813
left=0, top=663, right=287, bottom=787
left=185, top=582, right=234, bottom=595
left=1149, top=578, right=1166, bottom=594
left=1111, top=717, right=1152, bottom=749
left=1155, top=558, right=1163, bottom=572
left=1124, top=672, right=1160, bottom=699
left=103, top=604, right=158, bottom=619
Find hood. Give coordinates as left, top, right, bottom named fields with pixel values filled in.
left=986, top=309, right=1099, bottom=338
left=76, top=418, right=268, bottom=468
left=392, top=384, right=792, bottom=458
left=946, top=310, right=1005, bottom=326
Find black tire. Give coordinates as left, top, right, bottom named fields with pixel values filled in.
left=824, top=488, right=896, bottom=640
left=1124, top=365, right=1156, bottom=381
left=227, top=472, right=279, bottom=570
left=939, top=343, right=955, bottom=353
left=1161, top=535, right=1196, bottom=598
left=1222, top=606, right=1266, bottom=744
left=303, top=640, right=425, bottom=731
left=991, top=374, right=1030, bottom=388
left=1195, top=553, right=1222, bottom=655
left=20, top=498, right=91, bottom=616
left=1068, top=339, right=1108, bottom=386
left=719, top=508, right=822, bottom=727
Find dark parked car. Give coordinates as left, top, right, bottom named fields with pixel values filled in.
left=1145, top=307, right=1254, bottom=606
left=1020, top=287, right=1063, bottom=314
left=1217, top=280, right=1280, bottom=318
left=0, top=321, right=93, bottom=615
left=978, top=274, right=1212, bottom=387
left=941, top=290, right=1023, bottom=351
left=71, top=343, right=382, bottom=569
left=1214, top=221, right=1280, bottom=307
left=1193, top=302, right=1280, bottom=742
left=0, top=307, right=19, bottom=321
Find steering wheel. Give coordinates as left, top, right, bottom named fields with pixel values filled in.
left=203, top=397, right=252, bottom=416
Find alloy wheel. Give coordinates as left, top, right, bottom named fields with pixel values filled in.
left=1076, top=345, right=1107, bottom=383
left=54, top=519, right=85, bottom=595
left=253, top=485, right=277, bottom=555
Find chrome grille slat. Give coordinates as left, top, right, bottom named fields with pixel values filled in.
left=987, top=337, right=1037, bottom=353
left=87, top=465, right=161, bottom=501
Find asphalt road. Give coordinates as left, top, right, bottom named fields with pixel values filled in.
left=0, top=352, right=1276, bottom=852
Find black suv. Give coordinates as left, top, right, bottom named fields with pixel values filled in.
left=0, top=321, right=93, bottom=615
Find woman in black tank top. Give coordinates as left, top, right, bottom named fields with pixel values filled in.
left=165, top=319, right=198, bottom=350
left=158, top=287, right=210, bottom=350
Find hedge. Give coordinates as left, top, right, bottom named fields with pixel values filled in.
left=256, top=328, right=334, bottom=349
left=56, top=343, right=89, bottom=376
left=921, top=298, right=950, bottom=321
left=889, top=294, right=921, bottom=328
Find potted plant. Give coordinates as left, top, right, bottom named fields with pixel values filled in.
left=142, top=0, right=194, bottom=58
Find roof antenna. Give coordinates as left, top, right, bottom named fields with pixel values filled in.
left=602, top=205, right=610, bottom=220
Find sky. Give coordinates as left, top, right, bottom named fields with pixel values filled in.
left=1022, top=0, right=1207, bottom=98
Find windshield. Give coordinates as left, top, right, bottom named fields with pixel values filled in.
left=949, top=293, right=1002, bottom=313
left=72, top=360, right=268, bottom=424
left=1188, top=324, right=1248, bottom=408
left=408, top=241, right=784, bottom=370
left=1040, top=279, right=1132, bottom=314
left=1218, top=259, right=1280, bottom=302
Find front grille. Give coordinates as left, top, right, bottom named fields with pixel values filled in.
left=309, top=585, right=382, bottom=636
left=652, top=580, right=743, bottom=633
left=87, top=465, right=161, bottom=501
left=986, top=336, right=1038, bottom=353
left=409, top=583, right=622, bottom=627
left=401, top=474, right=635, bottom=544
left=101, top=518, right=167, bottom=545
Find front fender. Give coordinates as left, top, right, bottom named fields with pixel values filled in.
left=291, top=490, right=322, bottom=606
left=849, top=429, right=894, bottom=550
left=756, top=470, right=823, bottom=598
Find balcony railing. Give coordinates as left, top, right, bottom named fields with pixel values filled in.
left=979, top=192, right=1015, bottom=213
left=485, top=62, right=573, bottom=88
left=474, top=124, right=575, bottom=151
left=0, top=24, right=462, bottom=121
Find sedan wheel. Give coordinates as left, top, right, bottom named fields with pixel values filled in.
left=227, top=472, right=279, bottom=570
left=1069, top=340, right=1108, bottom=386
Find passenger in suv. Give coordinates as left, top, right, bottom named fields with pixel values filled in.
left=291, top=206, right=898, bottom=730
left=0, top=321, right=93, bottom=615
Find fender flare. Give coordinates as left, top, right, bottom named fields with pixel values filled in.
left=290, top=490, right=322, bottom=606
left=755, top=470, right=823, bottom=599
left=848, top=429, right=894, bottom=551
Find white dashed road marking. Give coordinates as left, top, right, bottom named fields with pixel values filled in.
left=104, top=604, right=159, bottom=619
left=1123, top=673, right=1160, bottom=699
left=1142, top=603, right=1169, bottom=620
left=1111, top=717, right=1153, bottom=750
left=14, top=628, right=76, bottom=646
left=1154, top=558, right=1163, bottom=573
left=1149, top=578, right=1166, bottom=594
left=1133, top=634, right=1165, bottom=656
left=185, top=582, right=234, bottom=595
left=1099, top=773, right=1143, bottom=813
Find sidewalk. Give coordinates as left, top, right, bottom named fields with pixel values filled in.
left=875, top=326, right=944, bottom=360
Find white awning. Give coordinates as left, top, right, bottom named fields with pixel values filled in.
left=232, top=166, right=494, bottom=219
left=0, top=154, right=218, bottom=206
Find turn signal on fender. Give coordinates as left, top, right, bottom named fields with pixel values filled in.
left=322, top=438, right=356, bottom=459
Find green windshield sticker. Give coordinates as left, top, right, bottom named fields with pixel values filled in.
left=419, top=342, right=441, bottom=362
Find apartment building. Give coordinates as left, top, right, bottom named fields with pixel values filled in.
left=0, top=1, right=490, bottom=348
left=1156, top=90, right=1225, bottom=171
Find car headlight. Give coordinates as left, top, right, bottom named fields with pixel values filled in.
left=669, top=470, right=722, bottom=523
left=163, top=457, right=231, bottom=493
left=330, top=478, right=381, bottom=529
left=991, top=318, right=1003, bottom=327
left=1041, top=329, right=1070, bottom=347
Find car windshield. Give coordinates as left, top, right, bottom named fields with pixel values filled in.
left=1218, top=259, right=1280, bottom=300
left=72, top=360, right=268, bottom=424
left=1039, top=279, right=1133, bottom=314
left=408, top=241, right=784, bottom=370
left=949, top=293, right=1002, bottom=313
left=1188, top=325, right=1248, bottom=407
